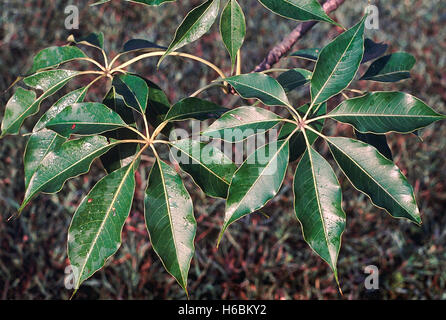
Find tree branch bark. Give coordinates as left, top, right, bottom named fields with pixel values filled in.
left=253, top=0, right=346, bottom=72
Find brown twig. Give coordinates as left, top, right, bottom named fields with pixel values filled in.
left=253, top=0, right=346, bottom=72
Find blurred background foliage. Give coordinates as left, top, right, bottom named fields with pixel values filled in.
left=1, top=0, right=446, bottom=299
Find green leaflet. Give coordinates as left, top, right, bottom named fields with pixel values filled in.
left=355, top=130, right=393, bottom=161
left=165, top=97, right=228, bottom=121
left=225, top=73, right=291, bottom=106
left=46, top=103, right=128, bottom=137
left=123, top=39, right=166, bottom=53
left=23, top=129, right=66, bottom=189
left=24, top=88, right=88, bottom=188
left=100, top=87, right=139, bottom=173
left=219, top=140, right=289, bottom=243
left=144, top=159, right=196, bottom=292
left=327, top=137, right=421, bottom=224
left=293, top=147, right=345, bottom=277
left=289, top=48, right=321, bottom=61
left=258, top=0, right=339, bottom=25
left=311, top=17, right=365, bottom=105
left=360, top=52, right=416, bottom=82
left=20, top=135, right=117, bottom=213
left=328, top=92, right=445, bottom=134
left=27, top=46, right=87, bottom=74
left=113, top=74, right=149, bottom=114
left=1, top=70, right=80, bottom=137
left=202, top=106, right=283, bottom=142
left=220, top=0, right=246, bottom=69
left=68, top=163, right=136, bottom=289
left=143, top=78, right=172, bottom=129
left=277, top=68, right=312, bottom=92
left=69, top=32, right=105, bottom=50
left=33, top=87, right=88, bottom=132
left=158, top=0, right=220, bottom=66
left=170, top=139, right=237, bottom=198
left=278, top=103, right=326, bottom=162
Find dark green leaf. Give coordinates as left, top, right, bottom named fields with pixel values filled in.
left=328, top=92, right=445, bottom=134
left=113, top=74, right=148, bottom=114
left=23, top=129, right=66, bottom=189
left=258, top=0, right=339, bottom=25
left=159, top=0, right=220, bottom=66
left=143, top=78, right=172, bottom=129
left=123, top=39, right=166, bottom=53
left=360, top=52, right=416, bottom=82
left=277, top=68, right=312, bottom=92
left=225, top=73, right=290, bottom=106
left=355, top=130, right=393, bottom=160
left=20, top=135, right=118, bottom=213
left=170, top=139, right=237, bottom=198
left=219, top=140, right=289, bottom=243
left=311, top=17, right=365, bottom=105
left=69, top=32, right=105, bottom=50
left=362, top=38, right=388, bottom=63
left=144, top=158, right=196, bottom=292
left=327, top=137, right=421, bottom=224
left=202, top=106, right=283, bottom=142
left=165, top=97, right=228, bottom=121
left=1, top=70, right=80, bottom=137
left=294, top=147, right=345, bottom=276
left=68, top=163, right=136, bottom=289
left=220, top=0, right=246, bottom=68
left=46, top=102, right=128, bottom=137
left=27, top=46, right=87, bottom=74
left=289, top=48, right=321, bottom=61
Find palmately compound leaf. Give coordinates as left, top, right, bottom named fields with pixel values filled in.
left=170, top=139, right=237, bottom=198
left=27, top=46, right=87, bottom=75
left=20, top=135, right=118, bottom=213
left=219, top=140, right=289, bottom=243
left=165, top=97, right=228, bottom=122
left=144, top=158, right=196, bottom=292
left=202, top=106, right=283, bottom=142
left=293, top=147, right=345, bottom=278
left=1, top=70, right=80, bottom=137
left=220, top=0, right=246, bottom=69
left=311, top=16, right=365, bottom=105
left=158, top=0, right=220, bottom=66
left=68, top=163, right=136, bottom=289
left=225, top=73, right=291, bottom=106
left=258, top=0, right=339, bottom=26
left=327, top=137, right=421, bottom=224
left=360, top=52, right=416, bottom=82
left=45, top=102, right=128, bottom=137
left=277, top=68, right=312, bottom=92
left=112, top=74, right=149, bottom=114
left=279, top=103, right=326, bottom=162
left=328, top=92, right=446, bottom=134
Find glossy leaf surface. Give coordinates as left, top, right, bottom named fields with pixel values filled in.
left=144, top=159, right=196, bottom=291
left=327, top=137, right=421, bottom=224
left=360, top=52, right=416, bottom=82
left=220, top=0, right=246, bottom=68
left=311, top=17, right=365, bottom=105
left=159, top=0, right=220, bottom=66
left=294, top=147, right=345, bottom=275
left=68, top=163, right=136, bottom=289
left=220, top=140, right=289, bottom=241
left=170, top=139, right=237, bottom=198
left=165, top=97, right=228, bottom=121
left=328, top=92, right=445, bottom=134
left=28, top=46, right=87, bottom=74
left=202, top=106, right=283, bottom=142
left=225, top=73, right=290, bottom=106
left=277, top=68, right=312, bottom=92
left=46, top=102, right=127, bottom=137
